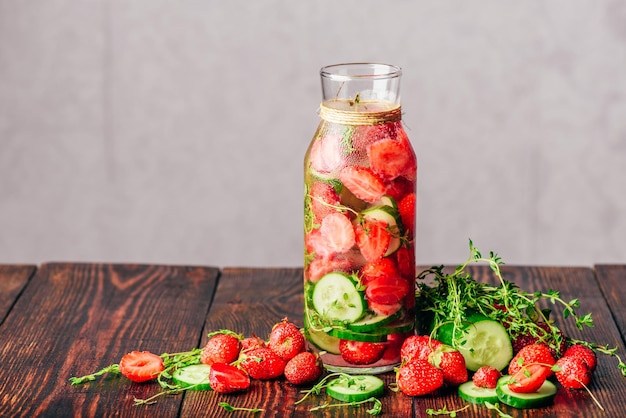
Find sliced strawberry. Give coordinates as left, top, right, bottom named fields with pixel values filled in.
left=209, top=363, right=251, bottom=393
left=339, top=166, right=386, bottom=203
left=507, top=363, right=552, bottom=393
left=319, top=212, right=356, bottom=254
left=119, top=351, right=164, bottom=383
left=366, top=276, right=410, bottom=305
left=361, top=257, right=400, bottom=283
left=309, top=134, right=343, bottom=175
left=306, top=253, right=355, bottom=282
left=355, top=219, right=391, bottom=262
left=398, top=193, right=416, bottom=238
left=395, top=246, right=415, bottom=279
left=368, top=300, right=402, bottom=316
left=305, top=229, right=332, bottom=258
left=385, top=176, right=414, bottom=202
left=367, top=137, right=414, bottom=180
left=339, top=340, right=386, bottom=365
left=308, top=181, right=341, bottom=222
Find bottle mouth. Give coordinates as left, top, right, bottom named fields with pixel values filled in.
left=320, top=63, right=402, bottom=81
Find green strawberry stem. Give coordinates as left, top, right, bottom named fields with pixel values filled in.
left=69, top=364, right=120, bottom=385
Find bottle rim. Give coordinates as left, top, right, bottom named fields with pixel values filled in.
left=320, top=63, right=402, bottom=81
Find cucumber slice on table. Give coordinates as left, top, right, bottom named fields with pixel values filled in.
left=312, top=272, right=365, bottom=323
left=326, top=375, right=385, bottom=402
left=172, top=364, right=212, bottom=390
left=437, top=317, right=512, bottom=372
left=496, top=376, right=557, bottom=409
left=458, top=381, right=499, bottom=404
left=361, top=205, right=402, bottom=256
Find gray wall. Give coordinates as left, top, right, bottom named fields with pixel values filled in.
left=1, top=1, right=625, bottom=267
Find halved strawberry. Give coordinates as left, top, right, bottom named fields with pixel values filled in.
left=366, top=276, right=410, bottom=305
left=385, top=176, right=414, bottom=202
left=119, top=351, right=164, bottom=383
left=308, top=181, right=341, bottom=222
left=368, top=300, right=402, bottom=316
left=309, top=134, right=343, bottom=175
left=339, top=166, right=386, bottom=203
left=367, top=137, right=414, bottom=180
left=361, top=257, right=399, bottom=283
left=507, top=363, right=552, bottom=393
left=209, top=363, right=251, bottom=393
left=355, top=219, right=391, bottom=262
left=319, top=212, right=356, bottom=254
left=395, top=245, right=415, bottom=279
left=306, top=253, right=355, bottom=282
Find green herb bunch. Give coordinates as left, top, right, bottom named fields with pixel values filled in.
left=415, top=240, right=626, bottom=376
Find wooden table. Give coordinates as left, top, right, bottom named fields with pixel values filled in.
left=0, top=263, right=625, bottom=417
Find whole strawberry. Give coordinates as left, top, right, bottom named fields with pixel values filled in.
left=284, top=351, right=323, bottom=385
left=239, top=347, right=286, bottom=380
left=563, top=344, right=597, bottom=372
left=268, top=318, right=306, bottom=361
left=241, top=334, right=266, bottom=352
left=472, top=366, right=502, bottom=389
left=429, top=344, right=468, bottom=386
left=396, top=359, right=444, bottom=396
left=201, top=330, right=243, bottom=366
left=511, top=322, right=567, bottom=358
left=555, top=356, right=592, bottom=389
left=400, top=335, right=442, bottom=363
left=339, top=340, right=386, bottom=365
left=508, top=343, right=556, bottom=376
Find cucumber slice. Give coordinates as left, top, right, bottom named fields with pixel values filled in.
left=306, top=326, right=342, bottom=354
left=377, top=317, right=414, bottom=335
left=347, top=311, right=401, bottom=333
left=496, top=376, right=557, bottom=409
left=379, top=195, right=398, bottom=210
left=328, top=327, right=387, bottom=342
left=172, top=364, right=212, bottom=390
left=458, top=381, right=499, bottom=404
left=361, top=205, right=402, bottom=256
left=326, top=375, right=385, bottom=403
left=438, top=318, right=512, bottom=372
left=312, top=272, right=365, bottom=323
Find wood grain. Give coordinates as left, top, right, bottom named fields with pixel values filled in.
left=0, top=265, right=36, bottom=324
left=594, top=265, right=626, bottom=342
left=0, top=263, right=219, bottom=418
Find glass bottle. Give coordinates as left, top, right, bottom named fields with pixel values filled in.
left=303, top=63, right=417, bottom=373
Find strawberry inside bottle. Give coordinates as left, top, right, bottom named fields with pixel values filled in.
left=304, top=63, right=417, bottom=374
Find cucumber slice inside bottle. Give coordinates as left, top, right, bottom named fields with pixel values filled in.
left=311, top=272, right=365, bottom=323
left=496, top=376, right=557, bottom=409
left=438, top=318, right=512, bottom=372
left=458, top=381, right=499, bottom=404
left=329, top=327, right=387, bottom=342
left=361, top=205, right=402, bottom=256
left=172, top=364, right=212, bottom=390
left=326, top=375, right=385, bottom=402
left=347, top=311, right=401, bottom=333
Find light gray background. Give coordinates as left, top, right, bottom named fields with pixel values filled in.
left=1, top=1, right=625, bottom=268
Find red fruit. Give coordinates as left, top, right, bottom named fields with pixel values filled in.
left=339, top=340, right=386, bottom=365
left=201, top=332, right=242, bottom=366
left=563, top=344, right=597, bottom=372
left=368, top=300, right=402, bottom=316
left=305, top=229, right=332, bottom=258
left=319, top=212, right=356, bottom=254
left=398, top=193, right=416, bottom=237
left=361, top=257, right=399, bottom=283
left=355, top=219, right=391, bottom=262
left=268, top=318, right=306, bottom=361
left=383, top=333, right=407, bottom=361
left=394, top=246, right=415, bottom=279
left=507, top=362, right=552, bottom=393
left=472, top=366, right=502, bottom=389
left=306, top=253, right=357, bottom=282
left=396, top=359, right=444, bottom=396
left=309, top=134, right=343, bottom=175
left=284, top=352, right=324, bottom=385
left=365, top=276, right=410, bottom=305
left=352, top=124, right=394, bottom=152
left=339, top=166, right=386, bottom=203
left=385, top=176, right=413, bottom=202
left=239, top=347, right=287, bottom=380
left=429, top=345, right=468, bottom=386
left=308, top=182, right=341, bottom=222
left=554, top=356, right=592, bottom=389
left=241, top=334, right=266, bottom=352
left=401, top=335, right=442, bottom=363
left=511, top=322, right=567, bottom=358
left=119, top=351, right=164, bottom=383
left=209, top=363, right=251, bottom=393
left=367, top=137, right=414, bottom=180
left=508, top=343, right=556, bottom=376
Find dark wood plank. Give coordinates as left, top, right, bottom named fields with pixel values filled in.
left=0, top=263, right=219, bottom=418
left=411, top=265, right=626, bottom=418
left=0, top=264, right=35, bottom=323
left=180, top=267, right=414, bottom=418
left=594, top=265, right=626, bottom=342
